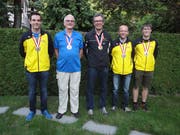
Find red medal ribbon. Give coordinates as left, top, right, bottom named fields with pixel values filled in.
left=95, top=33, right=104, bottom=48
left=142, top=41, right=150, bottom=55
left=65, top=35, right=73, bottom=47
left=119, top=42, right=127, bottom=57
left=32, top=34, right=41, bottom=49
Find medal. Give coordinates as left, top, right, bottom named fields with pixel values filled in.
left=95, top=33, right=104, bottom=51
left=65, top=35, right=73, bottom=50
left=143, top=41, right=150, bottom=56
left=98, top=45, right=103, bottom=50
left=119, top=42, right=127, bottom=58
left=67, top=45, right=72, bottom=50
left=32, top=33, right=41, bottom=52
left=36, top=47, right=41, bottom=51
left=122, top=54, right=126, bottom=58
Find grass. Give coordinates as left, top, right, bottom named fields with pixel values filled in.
left=0, top=95, right=179, bottom=135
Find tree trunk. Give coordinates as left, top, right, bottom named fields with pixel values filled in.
left=13, top=0, right=22, bottom=28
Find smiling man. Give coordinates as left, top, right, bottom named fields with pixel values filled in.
left=54, top=14, right=83, bottom=119
left=19, top=12, right=54, bottom=121
left=132, top=23, right=159, bottom=111
left=84, top=13, right=112, bottom=116
left=110, top=25, right=133, bottom=112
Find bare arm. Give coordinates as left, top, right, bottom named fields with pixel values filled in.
left=80, top=48, right=83, bottom=59
left=54, top=48, right=59, bottom=59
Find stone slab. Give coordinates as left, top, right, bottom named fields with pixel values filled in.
left=82, top=120, right=117, bottom=135
left=12, top=107, right=78, bottom=124
left=52, top=114, right=78, bottom=124
left=0, top=106, right=9, bottom=114
left=129, top=130, right=151, bottom=135
left=12, top=107, right=41, bottom=116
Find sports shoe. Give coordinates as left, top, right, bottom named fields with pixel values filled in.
left=124, top=107, right=131, bottom=112
left=88, top=109, right=93, bottom=116
left=42, top=110, right=52, bottom=119
left=133, top=102, right=138, bottom=111
left=72, top=112, right=80, bottom=118
left=26, top=111, right=35, bottom=121
left=101, top=107, right=108, bottom=115
left=111, top=106, right=116, bottom=111
left=56, top=113, right=64, bottom=119
left=142, top=102, right=148, bottom=111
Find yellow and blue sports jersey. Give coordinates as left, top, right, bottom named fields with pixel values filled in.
left=19, top=30, right=54, bottom=72
left=54, top=30, right=83, bottom=72
left=110, top=38, right=133, bottom=75
left=133, top=37, right=158, bottom=71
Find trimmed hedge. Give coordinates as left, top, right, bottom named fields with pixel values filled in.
left=0, top=28, right=179, bottom=95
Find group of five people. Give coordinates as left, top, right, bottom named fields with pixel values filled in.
left=19, top=12, right=158, bottom=121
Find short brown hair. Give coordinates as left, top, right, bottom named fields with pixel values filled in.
left=141, top=23, right=152, bottom=30
left=29, top=12, right=42, bottom=21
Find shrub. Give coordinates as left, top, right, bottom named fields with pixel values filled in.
left=0, top=28, right=179, bottom=95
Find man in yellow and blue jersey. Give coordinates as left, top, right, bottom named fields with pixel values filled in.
left=110, top=25, right=133, bottom=112
left=132, top=23, right=158, bottom=111
left=19, top=12, right=54, bottom=121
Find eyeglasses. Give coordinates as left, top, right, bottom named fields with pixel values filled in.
left=31, top=19, right=41, bottom=22
left=94, top=20, right=103, bottom=23
left=65, top=20, right=75, bottom=23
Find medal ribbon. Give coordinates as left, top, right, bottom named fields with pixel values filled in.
left=95, top=33, right=104, bottom=48
left=119, top=42, right=127, bottom=56
left=65, top=35, right=73, bottom=47
left=32, top=34, right=41, bottom=49
left=143, top=41, right=150, bottom=55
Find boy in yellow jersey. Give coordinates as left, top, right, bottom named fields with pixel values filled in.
left=132, top=24, right=158, bottom=111
left=110, top=25, right=133, bottom=112
left=19, top=12, right=54, bottom=121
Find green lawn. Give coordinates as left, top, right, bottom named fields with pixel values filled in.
left=0, top=95, right=179, bottom=135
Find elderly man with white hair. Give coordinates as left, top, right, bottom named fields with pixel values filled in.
left=54, top=14, right=83, bottom=119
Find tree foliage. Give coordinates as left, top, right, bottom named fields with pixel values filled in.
left=0, top=0, right=9, bottom=27
left=31, top=0, right=95, bottom=31
left=91, top=0, right=179, bottom=32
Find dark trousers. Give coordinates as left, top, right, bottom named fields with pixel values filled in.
left=86, top=67, right=108, bottom=109
left=26, top=71, right=49, bottom=112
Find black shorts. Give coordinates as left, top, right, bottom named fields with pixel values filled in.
left=133, top=70, right=154, bottom=89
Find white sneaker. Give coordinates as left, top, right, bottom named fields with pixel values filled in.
left=111, top=106, right=116, bottom=111
left=88, top=109, right=93, bottom=115
left=124, top=107, right=131, bottom=112
left=101, top=107, right=108, bottom=115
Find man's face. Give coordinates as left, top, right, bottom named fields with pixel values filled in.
left=64, top=15, right=75, bottom=30
left=142, top=26, right=152, bottom=37
left=30, top=15, right=41, bottom=30
left=119, top=25, right=129, bottom=39
left=93, top=16, right=104, bottom=30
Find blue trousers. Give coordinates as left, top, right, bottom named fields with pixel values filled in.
left=86, top=67, right=108, bottom=109
left=26, top=71, right=49, bottom=112
left=112, top=74, right=132, bottom=108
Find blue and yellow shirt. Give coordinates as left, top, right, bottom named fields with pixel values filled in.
left=133, top=37, right=158, bottom=71
left=19, top=30, right=54, bottom=72
left=111, top=38, right=133, bottom=75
